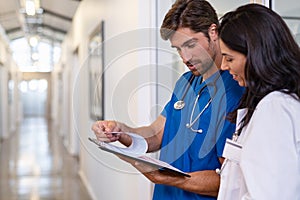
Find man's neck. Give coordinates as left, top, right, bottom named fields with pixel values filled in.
left=202, top=66, right=219, bottom=81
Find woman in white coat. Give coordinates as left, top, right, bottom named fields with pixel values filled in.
left=217, top=4, right=300, bottom=200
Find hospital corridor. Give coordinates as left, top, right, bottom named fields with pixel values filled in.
left=0, top=0, right=299, bottom=200
left=0, top=117, right=91, bottom=199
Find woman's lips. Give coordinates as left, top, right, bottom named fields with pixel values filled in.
left=232, top=74, right=238, bottom=81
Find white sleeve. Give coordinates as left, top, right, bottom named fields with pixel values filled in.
left=239, top=94, right=300, bottom=200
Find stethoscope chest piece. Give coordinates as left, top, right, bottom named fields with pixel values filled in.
left=173, top=75, right=195, bottom=110
left=174, top=100, right=185, bottom=110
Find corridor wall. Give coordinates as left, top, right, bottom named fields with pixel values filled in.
left=53, top=0, right=161, bottom=199
left=0, top=25, right=20, bottom=141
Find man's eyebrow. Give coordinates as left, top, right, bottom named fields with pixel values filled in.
left=182, top=38, right=197, bottom=47
left=171, top=38, right=198, bottom=49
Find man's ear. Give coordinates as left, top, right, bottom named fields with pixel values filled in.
left=209, top=24, right=218, bottom=41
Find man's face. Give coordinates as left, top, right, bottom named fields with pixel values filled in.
left=170, top=27, right=217, bottom=78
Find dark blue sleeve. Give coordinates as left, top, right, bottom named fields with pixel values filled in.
left=161, top=100, right=172, bottom=118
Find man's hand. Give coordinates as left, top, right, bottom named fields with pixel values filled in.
left=91, top=120, right=121, bottom=142
left=119, top=155, right=188, bottom=185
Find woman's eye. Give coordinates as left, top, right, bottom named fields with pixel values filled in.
left=226, top=58, right=233, bottom=62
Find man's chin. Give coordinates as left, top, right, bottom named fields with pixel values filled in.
left=191, top=70, right=201, bottom=76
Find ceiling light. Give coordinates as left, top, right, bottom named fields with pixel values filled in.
left=29, top=36, right=39, bottom=46
left=26, top=0, right=36, bottom=16
left=31, top=52, right=39, bottom=61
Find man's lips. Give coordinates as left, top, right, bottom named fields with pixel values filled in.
left=188, top=66, right=196, bottom=70
left=186, top=63, right=196, bottom=70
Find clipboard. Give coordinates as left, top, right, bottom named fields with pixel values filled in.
left=88, top=137, right=191, bottom=177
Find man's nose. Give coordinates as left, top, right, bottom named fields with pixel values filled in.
left=180, top=49, right=192, bottom=63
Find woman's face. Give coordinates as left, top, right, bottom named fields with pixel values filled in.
left=220, top=39, right=247, bottom=87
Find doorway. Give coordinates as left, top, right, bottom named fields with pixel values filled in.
left=20, top=72, right=52, bottom=119
left=20, top=79, right=48, bottom=117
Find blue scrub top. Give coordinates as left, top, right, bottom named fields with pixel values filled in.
left=153, top=70, right=244, bottom=200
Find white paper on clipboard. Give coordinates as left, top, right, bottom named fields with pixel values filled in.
left=88, top=133, right=190, bottom=177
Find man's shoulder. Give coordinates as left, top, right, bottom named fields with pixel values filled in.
left=221, top=71, right=242, bottom=87
left=221, top=70, right=245, bottom=96
left=220, top=70, right=233, bottom=83
left=175, top=71, right=193, bottom=84
left=181, top=71, right=193, bottom=79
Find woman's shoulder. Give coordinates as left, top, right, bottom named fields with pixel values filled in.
left=262, top=91, right=298, bottom=101
left=258, top=91, right=300, bottom=109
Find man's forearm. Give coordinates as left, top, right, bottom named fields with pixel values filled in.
left=169, top=170, right=220, bottom=197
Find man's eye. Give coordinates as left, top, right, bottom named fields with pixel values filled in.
left=187, top=43, right=196, bottom=48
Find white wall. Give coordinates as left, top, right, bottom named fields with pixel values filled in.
left=209, top=0, right=250, bottom=15
left=0, top=67, right=8, bottom=139
left=0, top=25, right=20, bottom=140
left=56, top=0, right=158, bottom=199
left=0, top=30, right=8, bottom=139
left=273, top=0, right=300, bottom=16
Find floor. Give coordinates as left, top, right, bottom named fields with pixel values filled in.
left=0, top=117, right=92, bottom=200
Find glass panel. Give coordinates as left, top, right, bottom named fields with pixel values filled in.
left=273, top=0, right=300, bottom=46
left=10, top=37, right=61, bottom=72
left=21, top=79, right=48, bottom=117
left=209, top=0, right=250, bottom=16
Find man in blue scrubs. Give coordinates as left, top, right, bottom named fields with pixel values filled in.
left=92, top=0, right=244, bottom=199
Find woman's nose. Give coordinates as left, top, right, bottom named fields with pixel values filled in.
left=220, top=57, right=229, bottom=70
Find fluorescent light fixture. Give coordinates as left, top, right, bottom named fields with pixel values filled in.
left=26, top=0, right=36, bottom=16
left=29, top=36, right=39, bottom=47
left=31, top=52, right=39, bottom=61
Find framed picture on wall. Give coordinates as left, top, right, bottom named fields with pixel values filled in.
left=88, top=20, right=105, bottom=121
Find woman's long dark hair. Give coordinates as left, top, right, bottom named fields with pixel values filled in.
left=219, top=4, right=300, bottom=133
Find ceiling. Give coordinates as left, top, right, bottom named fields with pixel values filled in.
left=0, top=0, right=82, bottom=44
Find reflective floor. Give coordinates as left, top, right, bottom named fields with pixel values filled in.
left=0, top=117, right=91, bottom=200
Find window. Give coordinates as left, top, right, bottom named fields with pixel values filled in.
left=10, top=37, right=61, bottom=72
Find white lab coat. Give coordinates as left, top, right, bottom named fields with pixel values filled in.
left=218, top=91, right=300, bottom=200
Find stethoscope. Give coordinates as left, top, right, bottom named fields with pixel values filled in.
left=173, top=75, right=195, bottom=110
left=174, top=72, right=221, bottom=133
